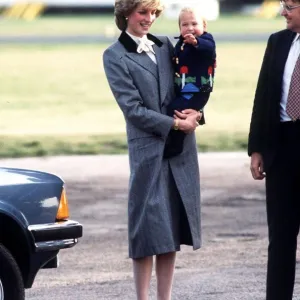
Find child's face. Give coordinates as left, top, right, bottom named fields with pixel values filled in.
left=179, top=11, right=204, bottom=37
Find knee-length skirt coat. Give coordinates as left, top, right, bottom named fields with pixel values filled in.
left=103, top=32, right=201, bottom=259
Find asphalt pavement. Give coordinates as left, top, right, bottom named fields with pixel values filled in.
left=1, top=153, right=300, bottom=299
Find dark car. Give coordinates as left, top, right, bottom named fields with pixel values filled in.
left=0, top=167, right=83, bottom=300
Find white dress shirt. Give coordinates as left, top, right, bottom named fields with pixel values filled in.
left=126, top=31, right=157, bottom=64
left=280, top=33, right=300, bottom=122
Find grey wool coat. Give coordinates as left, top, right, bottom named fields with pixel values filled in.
left=103, top=31, right=201, bottom=259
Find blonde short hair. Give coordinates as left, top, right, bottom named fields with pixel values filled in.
left=114, top=0, right=164, bottom=31
left=178, top=7, right=207, bottom=28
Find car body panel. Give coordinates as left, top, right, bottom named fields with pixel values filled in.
left=0, top=167, right=63, bottom=225
left=0, top=167, right=82, bottom=289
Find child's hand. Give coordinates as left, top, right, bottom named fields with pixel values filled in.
left=183, top=34, right=198, bottom=46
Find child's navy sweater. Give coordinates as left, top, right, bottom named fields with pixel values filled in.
left=167, top=32, right=216, bottom=115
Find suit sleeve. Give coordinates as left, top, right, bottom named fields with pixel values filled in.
left=103, top=49, right=174, bottom=139
left=248, top=34, right=273, bottom=156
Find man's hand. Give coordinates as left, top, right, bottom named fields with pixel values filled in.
left=250, top=152, right=265, bottom=180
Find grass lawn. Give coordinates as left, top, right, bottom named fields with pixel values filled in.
left=0, top=14, right=285, bottom=36
left=0, top=41, right=266, bottom=157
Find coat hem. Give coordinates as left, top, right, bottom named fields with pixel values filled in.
left=129, top=242, right=201, bottom=259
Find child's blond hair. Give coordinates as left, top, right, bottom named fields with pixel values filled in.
left=178, top=7, right=207, bottom=30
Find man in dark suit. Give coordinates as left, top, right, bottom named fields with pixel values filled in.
left=248, top=1, right=300, bottom=299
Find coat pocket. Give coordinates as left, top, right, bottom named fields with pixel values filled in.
left=128, top=136, right=165, bottom=165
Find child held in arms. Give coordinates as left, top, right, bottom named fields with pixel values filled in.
left=164, top=7, right=216, bottom=158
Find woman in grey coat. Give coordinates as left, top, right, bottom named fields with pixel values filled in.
left=103, top=0, right=202, bottom=299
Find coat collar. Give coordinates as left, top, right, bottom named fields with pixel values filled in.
left=118, top=31, right=170, bottom=106
left=285, top=29, right=297, bottom=46
left=292, top=32, right=300, bottom=43
left=118, top=31, right=163, bottom=53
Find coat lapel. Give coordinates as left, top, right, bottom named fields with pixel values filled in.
left=126, top=52, right=158, bottom=80
left=147, top=34, right=170, bottom=105
left=154, top=44, right=171, bottom=105
left=276, top=30, right=297, bottom=76
left=119, top=31, right=161, bottom=80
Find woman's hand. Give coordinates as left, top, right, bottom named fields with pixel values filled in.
left=174, top=110, right=199, bottom=134
left=174, top=109, right=202, bottom=122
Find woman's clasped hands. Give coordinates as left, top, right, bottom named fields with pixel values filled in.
left=174, top=109, right=202, bottom=134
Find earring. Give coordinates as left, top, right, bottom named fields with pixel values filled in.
left=125, top=17, right=128, bottom=20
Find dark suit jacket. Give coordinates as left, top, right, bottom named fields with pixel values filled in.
left=248, top=29, right=297, bottom=171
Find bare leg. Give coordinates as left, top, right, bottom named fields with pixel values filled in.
left=156, top=252, right=176, bottom=300
left=133, top=256, right=153, bottom=300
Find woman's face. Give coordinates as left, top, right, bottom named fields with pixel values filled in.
left=126, top=4, right=157, bottom=37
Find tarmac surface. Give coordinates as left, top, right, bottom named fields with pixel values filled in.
left=2, top=152, right=300, bottom=299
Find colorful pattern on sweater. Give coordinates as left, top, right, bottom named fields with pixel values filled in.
left=167, top=32, right=216, bottom=114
